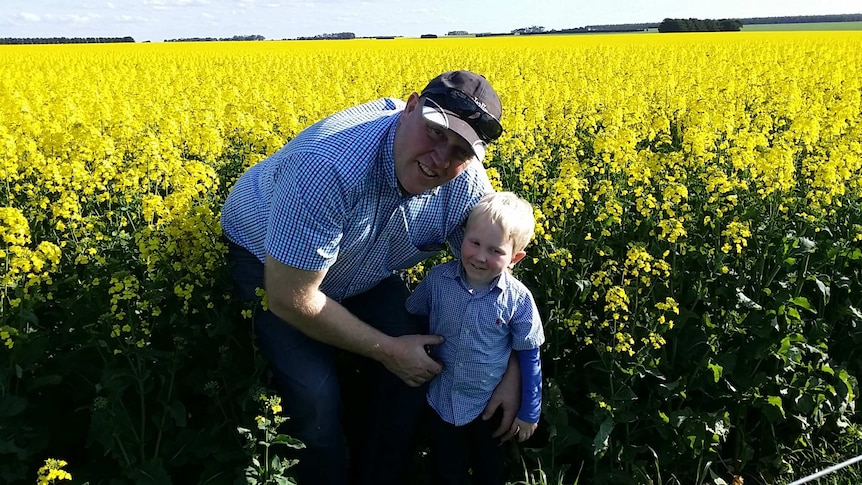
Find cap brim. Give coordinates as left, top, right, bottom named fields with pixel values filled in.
left=421, top=98, right=487, bottom=162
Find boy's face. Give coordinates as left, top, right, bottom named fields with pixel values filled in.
left=460, top=214, right=526, bottom=287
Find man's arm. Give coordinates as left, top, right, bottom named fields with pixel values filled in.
left=481, top=352, right=521, bottom=442
left=264, top=254, right=443, bottom=387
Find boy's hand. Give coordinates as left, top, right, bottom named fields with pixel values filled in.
left=511, top=418, right=537, bottom=442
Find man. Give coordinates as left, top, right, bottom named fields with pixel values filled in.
left=221, top=70, right=520, bottom=484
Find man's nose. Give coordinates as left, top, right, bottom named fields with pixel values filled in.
left=429, top=144, right=451, bottom=169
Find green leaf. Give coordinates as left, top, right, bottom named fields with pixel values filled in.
left=798, top=237, right=816, bottom=252
left=593, top=416, right=613, bottom=456
left=167, top=399, right=187, bottom=427
left=26, top=374, right=63, bottom=391
left=766, top=395, right=786, bottom=419
left=612, top=384, right=637, bottom=402
left=790, top=297, right=815, bottom=313
left=0, top=395, right=28, bottom=418
left=709, top=469, right=729, bottom=485
left=787, top=306, right=801, bottom=321
left=812, top=277, right=829, bottom=300
left=272, top=434, right=306, bottom=449
left=136, top=459, right=171, bottom=485
left=708, top=362, right=723, bottom=383
left=736, top=290, right=762, bottom=310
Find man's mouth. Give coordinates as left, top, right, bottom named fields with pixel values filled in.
left=417, top=161, right=437, bottom=178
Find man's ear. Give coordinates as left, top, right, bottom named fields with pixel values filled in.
left=404, top=92, right=420, bottom=113
left=509, top=250, right=527, bottom=268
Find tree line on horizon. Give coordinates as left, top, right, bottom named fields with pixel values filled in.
left=658, top=18, right=743, bottom=32
left=1, top=13, right=860, bottom=45
left=0, top=36, right=134, bottom=45
left=165, top=34, right=265, bottom=42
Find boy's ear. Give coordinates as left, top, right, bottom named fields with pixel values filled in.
left=509, top=250, right=527, bottom=268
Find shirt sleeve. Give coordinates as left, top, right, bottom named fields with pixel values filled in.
left=510, top=289, right=545, bottom=350
left=265, top=151, right=348, bottom=271
left=405, top=274, right=433, bottom=316
left=515, top=348, right=542, bottom=423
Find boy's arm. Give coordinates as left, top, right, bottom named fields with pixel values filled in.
left=482, top=353, right=521, bottom=441
left=512, top=348, right=542, bottom=442
left=516, top=347, right=542, bottom=422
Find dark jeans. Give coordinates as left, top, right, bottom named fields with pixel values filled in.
left=228, top=241, right=428, bottom=485
left=428, top=407, right=506, bottom=485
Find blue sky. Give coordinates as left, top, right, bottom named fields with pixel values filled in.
left=0, top=0, right=859, bottom=42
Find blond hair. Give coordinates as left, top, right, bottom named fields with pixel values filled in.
left=465, top=192, right=535, bottom=252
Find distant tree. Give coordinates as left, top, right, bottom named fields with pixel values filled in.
left=420, top=34, right=438, bottom=39
left=512, top=25, right=545, bottom=34
left=719, top=19, right=743, bottom=31
left=447, top=30, right=469, bottom=36
left=658, top=18, right=683, bottom=32
left=659, top=17, right=742, bottom=32
left=293, top=32, right=352, bottom=40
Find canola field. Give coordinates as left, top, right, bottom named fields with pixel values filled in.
left=2, top=33, right=862, bottom=483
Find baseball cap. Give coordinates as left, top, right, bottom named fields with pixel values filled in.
left=420, top=70, right=503, bottom=162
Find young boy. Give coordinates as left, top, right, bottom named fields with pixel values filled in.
left=406, top=191, right=544, bottom=485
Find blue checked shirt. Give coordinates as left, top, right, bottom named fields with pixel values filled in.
left=221, top=98, right=493, bottom=301
left=406, top=260, right=545, bottom=426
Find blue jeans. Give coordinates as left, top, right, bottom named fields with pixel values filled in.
left=228, top=241, right=427, bottom=485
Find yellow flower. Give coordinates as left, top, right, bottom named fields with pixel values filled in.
left=36, top=458, right=72, bottom=485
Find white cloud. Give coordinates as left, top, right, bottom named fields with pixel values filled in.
left=17, top=12, right=42, bottom=22
left=61, top=13, right=103, bottom=24
left=115, top=14, right=152, bottom=24
left=143, top=0, right=210, bottom=7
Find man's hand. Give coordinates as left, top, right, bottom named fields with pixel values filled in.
left=265, top=255, right=442, bottom=387
left=380, top=334, right=444, bottom=387
left=481, top=352, right=521, bottom=442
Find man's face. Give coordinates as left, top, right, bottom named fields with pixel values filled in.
left=393, top=94, right=478, bottom=195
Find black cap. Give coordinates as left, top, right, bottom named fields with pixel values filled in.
left=420, top=70, right=503, bottom=162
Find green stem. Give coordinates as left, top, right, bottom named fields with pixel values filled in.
left=152, top=368, right=176, bottom=460
left=114, top=433, right=133, bottom=468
